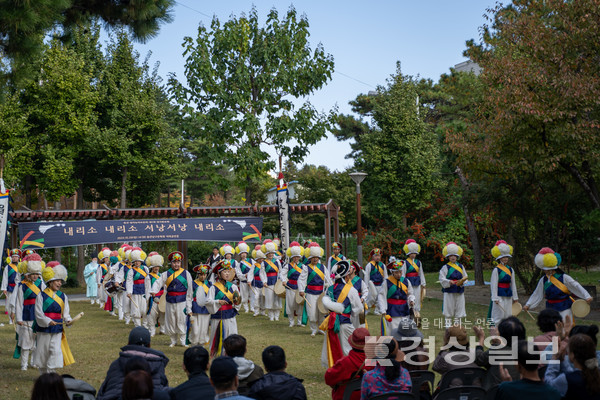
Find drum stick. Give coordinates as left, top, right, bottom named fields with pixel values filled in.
left=526, top=310, right=535, bottom=320
left=495, top=301, right=506, bottom=313
left=304, top=296, right=312, bottom=308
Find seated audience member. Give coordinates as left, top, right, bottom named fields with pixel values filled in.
left=495, top=340, right=561, bottom=400
left=169, top=346, right=215, bottom=400
left=122, top=370, right=153, bottom=400
left=474, top=316, right=525, bottom=390
left=433, top=325, right=478, bottom=376
left=224, top=334, right=264, bottom=396
left=248, top=345, right=307, bottom=400
left=325, top=328, right=374, bottom=400
left=209, top=356, right=253, bottom=400
left=545, top=323, right=600, bottom=375
left=123, top=357, right=169, bottom=400
left=31, top=373, right=69, bottom=400
left=61, top=374, right=97, bottom=400
left=97, top=327, right=169, bottom=400
left=361, top=338, right=412, bottom=400
left=545, top=332, right=600, bottom=399
left=534, top=309, right=561, bottom=350
left=394, top=320, right=430, bottom=371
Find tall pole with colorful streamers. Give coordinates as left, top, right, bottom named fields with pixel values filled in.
left=277, top=171, right=290, bottom=256
left=0, top=156, right=9, bottom=258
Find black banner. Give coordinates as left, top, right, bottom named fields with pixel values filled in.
left=18, top=217, right=263, bottom=249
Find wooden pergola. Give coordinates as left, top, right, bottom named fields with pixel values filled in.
left=9, top=199, right=340, bottom=260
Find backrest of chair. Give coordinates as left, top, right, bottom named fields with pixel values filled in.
left=368, top=392, right=416, bottom=400
left=342, top=378, right=363, bottom=400
left=439, top=367, right=486, bottom=390
left=434, top=386, right=487, bottom=400
left=484, top=384, right=499, bottom=400
left=408, top=370, right=435, bottom=395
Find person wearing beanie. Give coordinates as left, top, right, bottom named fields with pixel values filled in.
left=400, top=239, right=427, bottom=312
left=363, top=248, right=387, bottom=316
left=83, top=256, right=99, bottom=305
left=34, top=262, right=73, bottom=374
left=439, top=242, right=468, bottom=326
left=203, top=260, right=241, bottom=357
left=96, top=326, right=169, bottom=400
left=144, top=253, right=166, bottom=337
left=298, top=242, right=331, bottom=336
left=96, top=248, right=112, bottom=309
left=2, top=249, right=22, bottom=324
left=13, top=254, right=45, bottom=370
left=150, top=251, right=194, bottom=347
left=210, top=356, right=253, bottom=400
left=261, top=240, right=283, bottom=322
left=235, top=242, right=254, bottom=314
left=524, top=247, right=592, bottom=320
left=126, top=248, right=149, bottom=328
left=321, top=260, right=363, bottom=368
left=325, top=327, right=374, bottom=400
left=327, top=242, right=346, bottom=276
left=382, top=261, right=415, bottom=336
left=280, top=242, right=305, bottom=327
left=488, top=240, right=519, bottom=325
left=250, top=246, right=267, bottom=317
left=190, top=265, right=212, bottom=346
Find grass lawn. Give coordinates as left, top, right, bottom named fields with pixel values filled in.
left=1, top=295, right=597, bottom=400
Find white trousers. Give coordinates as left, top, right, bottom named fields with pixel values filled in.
left=239, top=282, right=251, bottom=312
left=209, top=317, right=238, bottom=356
left=370, top=285, right=387, bottom=314
left=491, top=297, right=513, bottom=325
left=129, top=294, right=148, bottom=327
left=250, top=287, right=265, bottom=313
left=17, top=321, right=36, bottom=350
left=320, top=323, right=355, bottom=367
left=285, top=290, right=303, bottom=324
left=442, top=292, right=466, bottom=319
left=305, top=293, right=323, bottom=332
left=264, top=286, right=282, bottom=311
left=118, top=291, right=131, bottom=320
left=165, top=301, right=187, bottom=344
left=190, top=314, right=211, bottom=346
left=412, top=285, right=423, bottom=311
left=34, top=332, right=63, bottom=371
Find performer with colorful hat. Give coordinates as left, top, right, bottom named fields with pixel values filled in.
left=348, top=261, right=369, bottom=328
left=190, top=264, right=212, bottom=346
left=524, top=247, right=592, bottom=320
left=489, top=240, right=518, bottom=325
left=2, top=249, right=22, bottom=324
left=280, top=241, right=305, bottom=327
left=363, top=248, right=388, bottom=315
left=13, top=253, right=45, bottom=370
left=235, top=242, right=254, bottom=313
left=401, top=239, right=426, bottom=312
left=151, top=251, right=193, bottom=347
left=96, top=248, right=111, bottom=309
left=250, top=245, right=267, bottom=316
left=439, top=242, right=468, bottom=326
left=203, top=260, right=240, bottom=356
left=220, top=244, right=237, bottom=270
left=261, top=239, right=282, bottom=321
left=382, top=260, right=415, bottom=335
left=298, top=242, right=331, bottom=336
left=126, top=247, right=149, bottom=327
left=327, top=242, right=346, bottom=276
left=144, top=253, right=165, bottom=337
left=34, top=262, right=73, bottom=373
left=115, top=244, right=133, bottom=323
left=321, top=260, right=363, bottom=368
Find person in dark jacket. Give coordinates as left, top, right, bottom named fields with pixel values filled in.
left=224, top=334, right=264, bottom=396
left=248, top=345, right=306, bottom=400
left=169, top=346, right=215, bottom=400
left=96, top=326, right=169, bottom=400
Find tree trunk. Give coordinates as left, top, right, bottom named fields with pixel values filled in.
left=121, top=167, right=127, bottom=208
left=245, top=175, right=253, bottom=206
left=560, top=161, right=600, bottom=209
left=54, top=201, right=61, bottom=263
left=25, top=175, right=32, bottom=208
left=455, top=166, right=484, bottom=286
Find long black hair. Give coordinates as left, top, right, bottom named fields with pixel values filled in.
left=384, top=339, right=403, bottom=382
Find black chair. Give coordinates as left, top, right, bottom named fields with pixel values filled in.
left=343, top=378, right=362, bottom=400
left=369, top=393, right=417, bottom=400
left=409, top=370, right=435, bottom=397
left=434, top=386, right=487, bottom=400
left=484, top=384, right=499, bottom=400
left=438, top=367, right=486, bottom=391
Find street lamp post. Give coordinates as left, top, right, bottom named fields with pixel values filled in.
left=349, top=172, right=367, bottom=266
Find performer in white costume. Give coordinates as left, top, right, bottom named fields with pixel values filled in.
left=235, top=242, right=254, bottom=313
left=401, top=239, right=426, bottom=312
left=190, top=264, right=212, bottom=346
left=382, top=260, right=415, bottom=336
left=96, top=247, right=112, bottom=309
left=261, top=239, right=282, bottom=321
left=439, top=242, right=468, bottom=326
left=298, top=242, right=332, bottom=336
left=126, top=247, right=149, bottom=327
left=363, top=248, right=387, bottom=315
left=280, top=241, right=305, bottom=327
left=489, top=240, right=518, bottom=325
left=2, top=249, right=22, bottom=324
left=326, top=242, right=346, bottom=276
left=151, top=251, right=193, bottom=347
left=144, top=252, right=165, bottom=337
left=116, top=244, right=133, bottom=323
left=250, top=245, right=267, bottom=316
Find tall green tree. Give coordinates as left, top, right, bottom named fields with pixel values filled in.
left=169, top=6, right=335, bottom=204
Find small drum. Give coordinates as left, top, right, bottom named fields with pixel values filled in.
left=295, top=290, right=305, bottom=305
left=158, top=293, right=166, bottom=313
left=104, top=280, right=118, bottom=294
left=512, top=302, right=523, bottom=316
left=317, top=292, right=327, bottom=315
left=572, top=299, right=591, bottom=318
left=274, top=280, right=286, bottom=298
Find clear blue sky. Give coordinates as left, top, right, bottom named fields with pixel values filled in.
left=132, top=0, right=497, bottom=172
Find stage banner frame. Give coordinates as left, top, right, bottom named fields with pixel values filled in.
left=18, top=217, right=263, bottom=249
